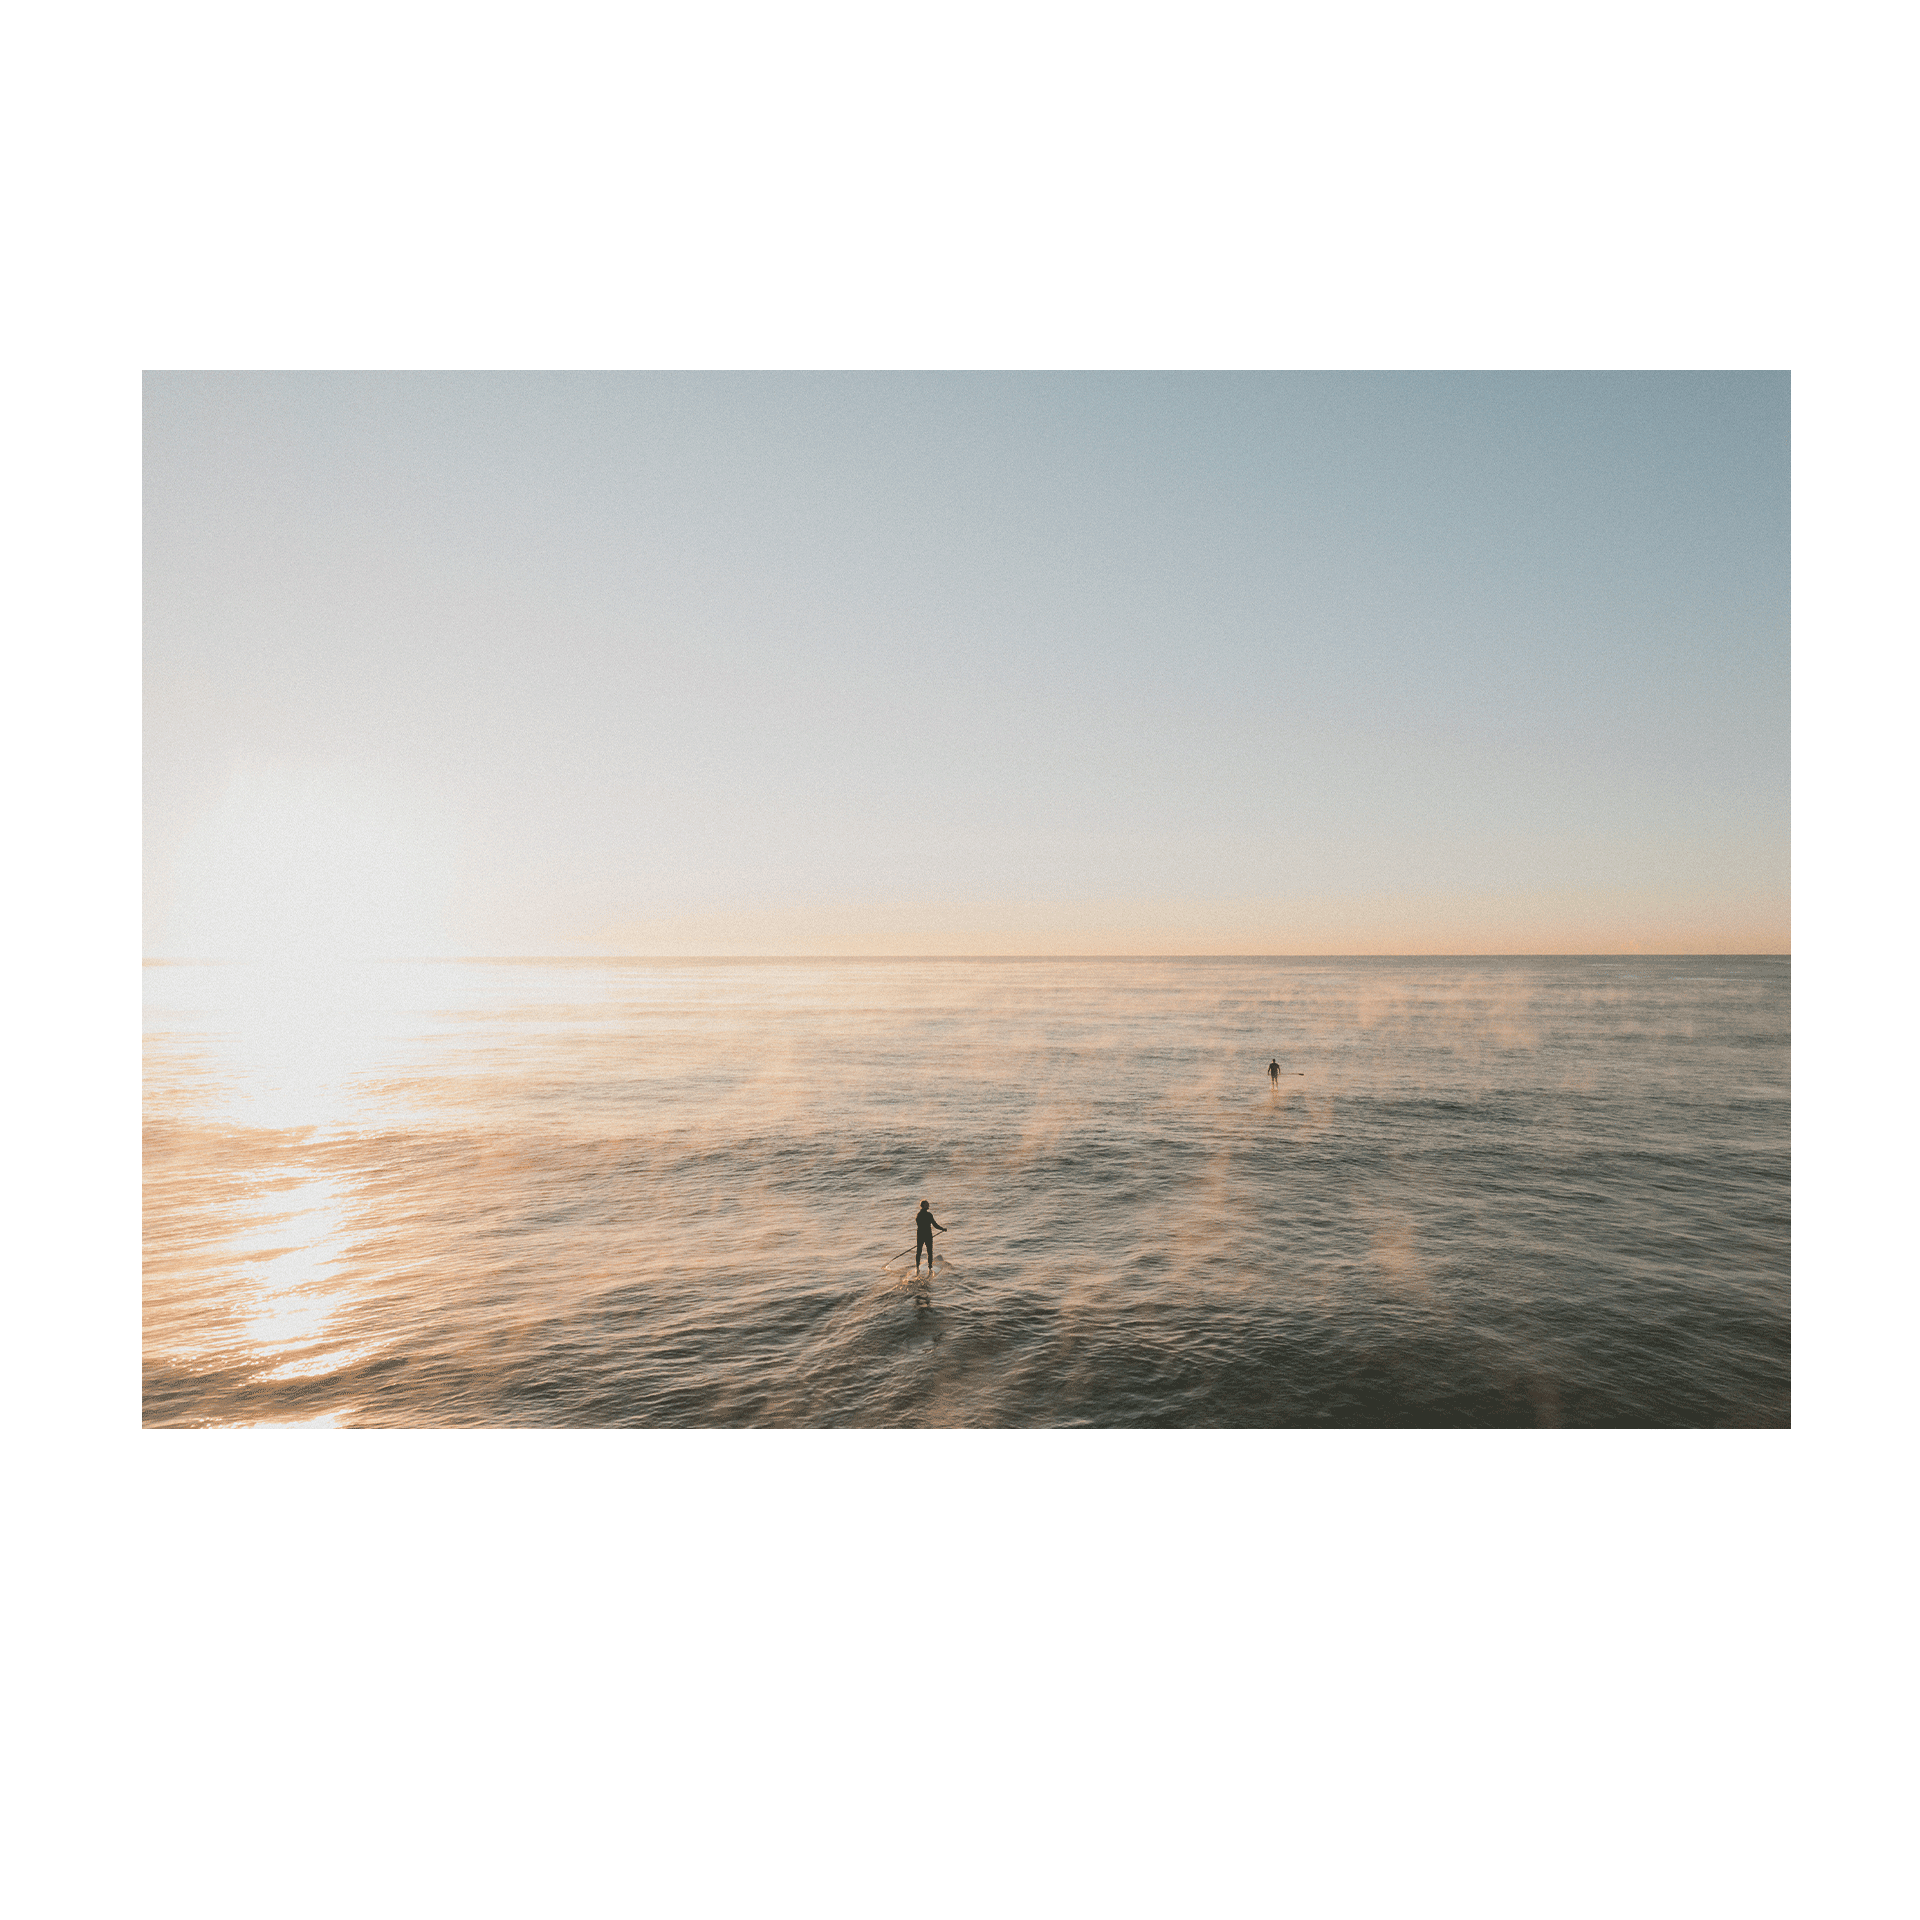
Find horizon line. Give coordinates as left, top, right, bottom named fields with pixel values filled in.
left=143, top=949, right=1793, bottom=964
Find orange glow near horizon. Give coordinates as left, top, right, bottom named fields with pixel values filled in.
left=147, top=885, right=1791, bottom=962
left=566, top=891, right=1791, bottom=959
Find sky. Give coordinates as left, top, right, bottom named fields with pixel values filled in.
left=144, top=372, right=1788, bottom=956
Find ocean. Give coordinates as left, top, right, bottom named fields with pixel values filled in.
left=142, top=955, right=1790, bottom=1427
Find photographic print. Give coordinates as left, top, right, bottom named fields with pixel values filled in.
left=143, top=372, right=1789, bottom=1427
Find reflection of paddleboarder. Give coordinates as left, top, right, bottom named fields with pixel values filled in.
left=915, top=1200, right=946, bottom=1274
left=1268, top=1058, right=1281, bottom=1087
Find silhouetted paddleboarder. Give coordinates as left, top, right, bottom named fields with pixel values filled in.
left=1268, top=1058, right=1281, bottom=1087
left=915, top=1200, right=946, bottom=1274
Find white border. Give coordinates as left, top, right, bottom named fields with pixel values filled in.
left=14, top=4, right=1904, bottom=1914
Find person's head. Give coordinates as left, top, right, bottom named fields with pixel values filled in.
left=919, top=1198, right=929, bottom=1208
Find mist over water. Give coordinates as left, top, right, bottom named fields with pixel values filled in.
left=143, top=957, right=1789, bottom=1427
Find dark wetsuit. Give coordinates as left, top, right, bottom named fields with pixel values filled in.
left=1268, top=1060, right=1281, bottom=1085
left=915, top=1205, right=944, bottom=1270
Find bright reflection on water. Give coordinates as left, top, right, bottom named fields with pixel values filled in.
left=143, top=957, right=1790, bottom=1427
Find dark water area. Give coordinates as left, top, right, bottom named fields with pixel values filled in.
left=143, top=956, right=1790, bottom=1427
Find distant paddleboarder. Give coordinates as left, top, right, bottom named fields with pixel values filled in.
left=1268, top=1058, right=1282, bottom=1087
left=915, top=1200, right=946, bottom=1274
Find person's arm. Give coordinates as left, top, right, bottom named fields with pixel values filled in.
left=934, top=1217, right=946, bottom=1232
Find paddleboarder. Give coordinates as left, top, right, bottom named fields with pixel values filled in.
left=915, top=1200, right=946, bottom=1274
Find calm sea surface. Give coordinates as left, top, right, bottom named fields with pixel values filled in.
left=143, top=957, right=1790, bottom=1427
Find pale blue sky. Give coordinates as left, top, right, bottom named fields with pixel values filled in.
left=144, top=372, right=1787, bottom=954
